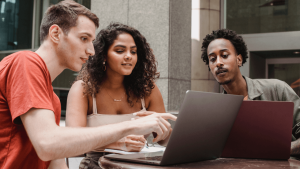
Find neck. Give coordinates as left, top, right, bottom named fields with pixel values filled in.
left=35, top=41, right=65, bottom=82
left=102, top=69, right=125, bottom=90
left=222, top=74, right=248, bottom=97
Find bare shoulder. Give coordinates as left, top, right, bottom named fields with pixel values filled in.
left=145, top=83, right=161, bottom=99
left=145, top=83, right=165, bottom=112
left=66, top=80, right=90, bottom=126
left=71, top=80, right=85, bottom=91
left=69, top=80, right=87, bottom=97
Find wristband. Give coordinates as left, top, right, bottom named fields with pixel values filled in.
left=292, top=122, right=300, bottom=139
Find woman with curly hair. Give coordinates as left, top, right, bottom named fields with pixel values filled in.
left=65, top=23, right=170, bottom=168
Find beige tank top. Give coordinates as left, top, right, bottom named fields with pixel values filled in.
left=86, top=96, right=147, bottom=127
left=86, top=95, right=146, bottom=152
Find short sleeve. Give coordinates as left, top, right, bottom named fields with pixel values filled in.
left=6, top=53, right=54, bottom=123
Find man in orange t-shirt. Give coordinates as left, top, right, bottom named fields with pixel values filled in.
left=0, top=1, right=176, bottom=168
left=0, top=51, right=61, bottom=168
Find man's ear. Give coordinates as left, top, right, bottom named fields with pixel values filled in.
left=237, top=54, right=243, bottom=67
left=48, top=24, right=62, bottom=44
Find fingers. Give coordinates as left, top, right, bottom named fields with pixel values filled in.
left=151, top=121, right=163, bottom=143
left=134, top=112, right=177, bottom=122
left=159, top=116, right=171, bottom=139
left=157, top=113, right=177, bottom=121
left=130, top=112, right=174, bottom=142
left=153, top=117, right=171, bottom=143
left=125, top=139, right=145, bottom=147
left=124, top=138, right=146, bottom=152
left=127, top=135, right=146, bottom=143
left=133, top=111, right=156, bottom=117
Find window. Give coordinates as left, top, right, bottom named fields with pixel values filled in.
left=0, top=0, right=34, bottom=51
left=225, top=0, right=300, bottom=34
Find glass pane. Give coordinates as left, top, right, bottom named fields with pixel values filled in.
left=0, top=0, right=34, bottom=51
left=268, top=63, right=300, bottom=96
left=226, top=0, right=300, bottom=34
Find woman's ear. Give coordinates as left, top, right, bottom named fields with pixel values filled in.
left=237, top=54, right=243, bottom=67
left=48, top=24, right=62, bottom=44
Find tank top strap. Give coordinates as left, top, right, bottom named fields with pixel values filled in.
left=92, top=94, right=98, bottom=115
left=141, top=98, right=146, bottom=111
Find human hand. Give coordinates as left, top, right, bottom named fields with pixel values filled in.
left=133, top=111, right=177, bottom=121
left=116, top=135, right=146, bottom=152
left=130, top=112, right=177, bottom=143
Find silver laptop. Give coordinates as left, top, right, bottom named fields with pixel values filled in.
left=104, top=90, right=244, bottom=166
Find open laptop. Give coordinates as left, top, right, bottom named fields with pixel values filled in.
left=104, top=90, right=243, bottom=165
left=221, top=100, right=293, bottom=160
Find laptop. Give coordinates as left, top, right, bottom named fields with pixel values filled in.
left=104, top=90, right=243, bottom=165
left=221, top=100, right=293, bottom=160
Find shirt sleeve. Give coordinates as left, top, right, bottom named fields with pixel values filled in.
left=6, top=53, right=54, bottom=124
left=279, top=82, right=300, bottom=140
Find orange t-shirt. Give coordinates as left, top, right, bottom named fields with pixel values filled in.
left=0, top=51, right=61, bottom=169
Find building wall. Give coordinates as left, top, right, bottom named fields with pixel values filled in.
left=239, top=31, right=300, bottom=77
left=91, top=0, right=191, bottom=111
left=191, top=0, right=221, bottom=93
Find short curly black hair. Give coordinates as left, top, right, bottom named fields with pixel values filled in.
left=201, top=29, right=248, bottom=68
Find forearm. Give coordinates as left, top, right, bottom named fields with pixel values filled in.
left=22, top=109, right=172, bottom=161
left=291, top=139, right=300, bottom=156
left=48, top=159, right=68, bottom=169
left=34, top=121, right=134, bottom=161
left=104, top=140, right=124, bottom=150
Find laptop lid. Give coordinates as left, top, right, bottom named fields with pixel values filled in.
left=105, top=91, right=243, bottom=165
left=221, top=101, right=293, bottom=159
left=160, top=90, right=243, bottom=165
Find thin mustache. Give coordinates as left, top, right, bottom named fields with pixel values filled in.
left=216, top=68, right=228, bottom=75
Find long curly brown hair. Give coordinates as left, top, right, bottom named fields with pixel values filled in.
left=77, top=22, right=160, bottom=106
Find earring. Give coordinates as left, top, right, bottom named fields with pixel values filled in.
left=103, top=61, right=106, bottom=71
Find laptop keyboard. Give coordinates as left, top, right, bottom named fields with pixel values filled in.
left=138, top=156, right=163, bottom=161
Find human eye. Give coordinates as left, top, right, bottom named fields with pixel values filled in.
left=81, top=37, right=88, bottom=42
left=209, top=56, right=216, bottom=62
left=222, top=53, right=229, bottom=58
left=131, top=50, right=137, bottom=54
left=116, top=49, right=124, bottom=53
left=222, top=54, right=228, bottom=58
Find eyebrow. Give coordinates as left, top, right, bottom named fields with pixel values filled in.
left=81, top=32, right=92, bottom=37
left=114, top=45, right=137, bottom=48
left=208, top=49, right=229, bottom=56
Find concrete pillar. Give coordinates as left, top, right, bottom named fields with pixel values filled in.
left=191, top=0, right=220, bottom=93
left=91, top=0, right=191, bottom=111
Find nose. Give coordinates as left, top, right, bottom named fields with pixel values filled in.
left=124, top=51, right=132, bottom=60
left=216, top=56, right=224, bottom=68
left=86, top=43, right=95, bottom=56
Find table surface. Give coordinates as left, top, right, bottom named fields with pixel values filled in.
left=99, top=156, right=300, bottom=169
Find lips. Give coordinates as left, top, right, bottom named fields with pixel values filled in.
left=121, top=63, right=132, bottom=66
left=216, top=68, right=228, bottom=75
left=80, top=58, right=88, bottom=63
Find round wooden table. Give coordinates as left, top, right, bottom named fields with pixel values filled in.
left=99, top=156, right=300, bottom=169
